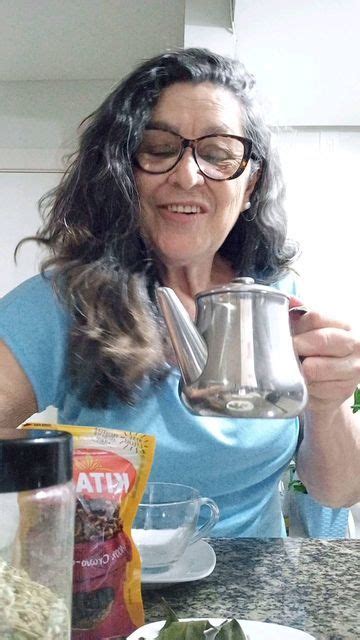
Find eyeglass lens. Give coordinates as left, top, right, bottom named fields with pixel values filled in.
left=136, top=130, right=247, bottom=179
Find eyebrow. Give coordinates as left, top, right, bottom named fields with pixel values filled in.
left=147, top=120, right=236, bottom=137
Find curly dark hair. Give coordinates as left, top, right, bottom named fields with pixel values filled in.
left=18, top=47, right=298, bottom=407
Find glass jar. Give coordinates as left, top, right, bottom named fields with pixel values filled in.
left=0, top=429, right=75, bottom=639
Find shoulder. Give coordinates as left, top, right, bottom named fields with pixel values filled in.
left=2, top=273, right=57, bottom=305
left=0, top=272, right=71, bottom=352
left=0, top=273, right=69, bottom=322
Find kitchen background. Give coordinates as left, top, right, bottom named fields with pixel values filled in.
left=1, top=0, right=359, bottom=535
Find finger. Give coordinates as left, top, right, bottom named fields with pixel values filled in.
left=290, top=309, right=352, bottom=334
left=288, top=295, right=305, bottom=308
left=293, top=328, right=356, bottom=358
left=301, top=355, right=360, bottom=383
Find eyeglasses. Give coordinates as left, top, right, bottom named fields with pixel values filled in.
left=134, top=128, right=254, bottom=181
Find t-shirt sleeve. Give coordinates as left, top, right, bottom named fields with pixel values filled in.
left=273, top=269, right=303, bottom=298
left=0, top=274, right=70, bottom=412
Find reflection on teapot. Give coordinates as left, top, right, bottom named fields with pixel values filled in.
left=157, top=277, right=308, bottom=419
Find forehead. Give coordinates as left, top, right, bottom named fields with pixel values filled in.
left=151, top=81, right=244, bottom=136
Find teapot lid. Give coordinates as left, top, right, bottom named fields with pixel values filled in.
left=196, top=276, right=289, bottom=300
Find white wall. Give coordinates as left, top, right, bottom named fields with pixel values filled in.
left=234, top=0, right=360, bottom=125
left=277, top=127, right=360, bottom=328
left=185, top=0, right=236, bottom=57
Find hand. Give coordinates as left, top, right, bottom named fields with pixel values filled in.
left=289, top=297, right=360, bottom=415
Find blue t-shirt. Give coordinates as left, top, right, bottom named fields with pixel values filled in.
left=0, top=273, right=300, bottom=537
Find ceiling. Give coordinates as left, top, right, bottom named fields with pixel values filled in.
left=0, top=0, right=186, bottom=81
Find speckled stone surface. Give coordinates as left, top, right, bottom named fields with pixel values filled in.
left=141, top=538, right=360, bottom=640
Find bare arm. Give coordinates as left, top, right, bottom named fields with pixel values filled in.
left=0, top=340, right=38, bottom=429
left=291, top=303, right=360, bottom=507
left=297, top=403, right=360, bottom=507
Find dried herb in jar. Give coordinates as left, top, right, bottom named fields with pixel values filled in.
left=0, top=559, right=70, bottom=639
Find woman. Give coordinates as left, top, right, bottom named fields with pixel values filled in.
left=0, top=48, right=359, bottom=537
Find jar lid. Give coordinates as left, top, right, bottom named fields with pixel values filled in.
left=0, top=429, right=73, bottom=492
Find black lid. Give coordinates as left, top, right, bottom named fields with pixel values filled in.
left=0, top=429, right=73, bottom=492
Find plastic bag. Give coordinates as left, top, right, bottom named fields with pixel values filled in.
left=23, top=423, right=155, bottom=639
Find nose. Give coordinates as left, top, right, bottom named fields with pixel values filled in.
left=167, top=148, right=205, bottom=190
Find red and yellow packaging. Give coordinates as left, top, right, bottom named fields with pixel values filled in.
left=23, top=423, right=156, bottom=639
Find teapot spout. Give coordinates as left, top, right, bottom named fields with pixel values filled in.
left=156, top=287, right=207, bottom=385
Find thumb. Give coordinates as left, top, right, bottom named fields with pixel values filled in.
left=288, top=296, right=308, bottom=336
left=288, top=295, right=305, bottom=310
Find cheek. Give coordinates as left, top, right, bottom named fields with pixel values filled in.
left=220, top=184, right=244, bottom=219
left=134, top=172, right=149, bottom=203
left=135, top=172, right=164, bottom=211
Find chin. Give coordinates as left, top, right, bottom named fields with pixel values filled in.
left=156, top=241, right=200, bottom=264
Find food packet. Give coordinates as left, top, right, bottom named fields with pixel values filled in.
left=23, top=423, right=156, bottom=640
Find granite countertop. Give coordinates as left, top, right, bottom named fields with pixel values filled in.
left=141, top=538, right=360, bottom=640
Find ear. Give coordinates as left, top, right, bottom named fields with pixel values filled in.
left=240, top=169, right=261, bottom=212
left=244, top=168, right=261, bottom=201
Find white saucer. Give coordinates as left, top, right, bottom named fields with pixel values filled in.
left=127, top=618, right=316, bottom=639
left=141, top=539, right=216, bottom=586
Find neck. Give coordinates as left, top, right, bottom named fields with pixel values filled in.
left=159, top=254, right=234, bottom=319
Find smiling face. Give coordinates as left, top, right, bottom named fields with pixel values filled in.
left=134, top=82, right=256, bottom=273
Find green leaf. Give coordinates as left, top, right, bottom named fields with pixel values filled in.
left=204, top=626, right=220, bottom=640
left=158, top=602, right=249, bottom=640
left=158, top=620, right=211, bottom=640
left=212, top=619, right=248, bottom=640
left=161, top=600, right=179, bottom=629
left=351, top=388, right=360, bottom=413
left=288, top=479, right=308, bottom=494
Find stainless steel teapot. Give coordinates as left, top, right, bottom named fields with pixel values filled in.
left=157, top=277, right=308, bottom=419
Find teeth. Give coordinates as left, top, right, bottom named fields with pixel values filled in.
left=168, top=204, right=201, bottom=214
